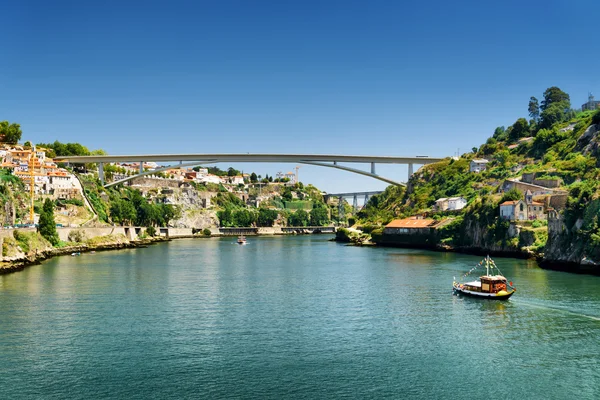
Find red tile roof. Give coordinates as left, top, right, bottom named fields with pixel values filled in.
left=500, top=200, right=520, bottom=206
left=385, top=218, right=435, bottom=228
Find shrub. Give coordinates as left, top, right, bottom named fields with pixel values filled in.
left=146, top=226, right=156, bottom=237
left=202, top=228, right=211, bottom=236
left=68, top=230, right=86, bottom=243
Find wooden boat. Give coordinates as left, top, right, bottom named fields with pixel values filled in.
left=453, top=256, right=516, bottom=300
left=237, top=235, right=247, bottom=245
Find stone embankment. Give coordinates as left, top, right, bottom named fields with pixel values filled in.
left=0, top=225, right=337, bottom=275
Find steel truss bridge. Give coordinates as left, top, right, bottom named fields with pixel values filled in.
left=54, top=153, right=445, bottom=188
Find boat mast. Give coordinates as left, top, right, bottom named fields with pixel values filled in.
left=486, top=255, right=489, bottom=276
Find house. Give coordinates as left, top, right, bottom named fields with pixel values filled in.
left=470, top=159, right=489, bottom=173
left=384, top=217, right=436, bottom=235
left=434, top=198, right=449, bottom=211
left=499, top=200, right=527, bottom=221
left=582, top=93, right=600, bottom=111
left=447, top=197, right=467, bottom=210
left=525, top=190, right=545, bottom=220
left=434, top=196, right=467, bottom=211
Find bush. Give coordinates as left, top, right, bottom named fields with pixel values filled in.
left=68, top=230, right=86, bottom=243
left=592, top=110, right=600, bottom=125
left=202, top=228, right=211, bottom=236
left=146, top=226, right=156, bottom=237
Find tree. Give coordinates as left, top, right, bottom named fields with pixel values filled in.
left=309, top=206, right=329, bottom=226
left=250, top=172, right=258, bottom=183
left=24, top=141, right=32, bottom=148
left=492, top=126, right=507, bottom=141
left=509, top=118, right=530, bottom=141
left=541, top=87, right=570, bottom=111
left=38, top=198, right=59, bottom=245
left=500, top=188, right=523, bottom=204
left=227, top=167, right=239, bottom=177
left=257, top=208, right=278, bottom=227
left=528, top=96, right=540, bottom=122
left=0, top=121, right=23, bottom=144
left=289, top=209, right=309, bottom=226
left=540, top=101, right=570, bottom=129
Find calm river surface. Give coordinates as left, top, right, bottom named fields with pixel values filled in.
left=1, top=236, right=599, bottom=399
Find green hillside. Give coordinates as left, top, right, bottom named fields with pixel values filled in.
left=356, top=87, right=600, bottom=263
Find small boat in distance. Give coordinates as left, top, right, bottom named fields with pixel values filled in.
left=237, top=235, right=247, bottom=245
left=453, top=256, right=516, bottom=300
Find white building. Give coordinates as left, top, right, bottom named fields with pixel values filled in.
left=221, top=175, right=245, bottom=185
left=447, top=197, right=467, bottom=210
left=198, top=174, right=222, bottom=184
left=470, top=159, right=489, bottom=173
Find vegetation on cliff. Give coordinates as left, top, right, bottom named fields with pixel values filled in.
left=354, top=86, right=600, bottom=264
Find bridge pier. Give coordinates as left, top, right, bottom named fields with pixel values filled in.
left=353, top=194, right=358, bottom=211
left=338, top=196, right=344, bottom=224
left=364, top=194, right=370, bottom=206
left=139, top=162, right=144, bottom=174
left=408, top=163, right=414, bottom=179
left=371, top=162, right=376, bottom=174
left=98, top=162, right=104, bottom=185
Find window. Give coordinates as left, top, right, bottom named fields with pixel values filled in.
left=519, top=203, right=524, bottom=212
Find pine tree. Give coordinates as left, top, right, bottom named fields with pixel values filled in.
left=38, top=198, right=59, bottom=245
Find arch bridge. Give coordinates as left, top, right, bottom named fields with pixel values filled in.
left=54, top=153, right=444, bottom=188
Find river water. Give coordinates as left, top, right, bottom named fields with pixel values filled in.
left=1, top=236, right=599, bottom=399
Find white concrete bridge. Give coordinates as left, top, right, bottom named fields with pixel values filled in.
left=54, top=153, right=445, bottom=187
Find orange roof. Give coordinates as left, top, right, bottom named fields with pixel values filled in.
left=500, top=200, right=520, bottom=206
left=386, top=218, right=435, bottom=228
left=530, top=201, right=544, bottom=206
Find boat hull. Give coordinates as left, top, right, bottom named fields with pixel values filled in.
left=453, top=285, right=515, bottom=300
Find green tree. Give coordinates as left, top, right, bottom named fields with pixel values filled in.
left=218, top=207, right=234, bottom=227
left=540, top=101, right=570, bottom=129
left=250, top=172, right=258, bottom=183
left=0, top=121, right=23, bottom=144
left=233, top=209, right=256, bottom=227
left=257, top=208, right=278, bottom=227
left=227, top=167, right=240, bottom=177
left=500, top=187, right=522, bottom=203
left=540, top=86, right=570, bottom=111
left=509, top=118, right=530, bottom=141
left=289, top=209, right=309, bottom=226
left=528, top=96, right=540, bottom=121
left=38, top=198, right=59, bottom=245
left=309, top=206, right=329, bottom=226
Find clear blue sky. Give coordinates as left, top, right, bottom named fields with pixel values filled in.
left=2, top=0, right=599, bottom=193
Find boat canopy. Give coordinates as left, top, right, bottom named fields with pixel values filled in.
left=464, top=280, right=481, bottom=287
left=480, top=275, right=507, bottom=281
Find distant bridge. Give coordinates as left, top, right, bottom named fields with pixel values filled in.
left=325, top=191, right=384, bottom=218
left=54, top=153, right=445, bottom=187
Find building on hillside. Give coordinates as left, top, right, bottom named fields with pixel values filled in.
left=499, top=200, right=527, bottom=221
left=525, top=190, right=546, bottom=220
left=501, top=179, right=563, bottom=196
left=470, top=159, right=489, bottom=173
left=221, top=175, right=245, bottom=185
left=434, top=196, right=467, bottom=211
left=198, top=174, right=222, bottom=184
left=434, top=198, right=449, bottom=211
left=196, top=168, right=209, bottom=177
left=582, top=93, right=600, bottom=111
left=447, top=197, right=467, bottom=210
left=383, top=217, right=437, bottom=235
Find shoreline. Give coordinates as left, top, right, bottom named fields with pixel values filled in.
left=0, top=230, right=336, bottom=275
left=345, top=239, right=600, bottom=277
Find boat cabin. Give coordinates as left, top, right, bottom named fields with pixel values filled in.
left=462, top=275, right=507, bottom=293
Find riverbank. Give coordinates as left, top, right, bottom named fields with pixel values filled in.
left=339, top=235, right=600, bottom=276
left=0, top=235, right=171, bottom=275
left=0, top=227, right=336, bottom=275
